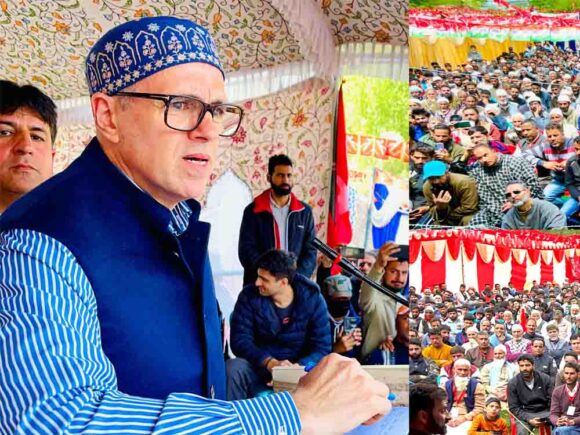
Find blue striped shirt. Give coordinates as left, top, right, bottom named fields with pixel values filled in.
left=0, top=225, right=301, bottom=434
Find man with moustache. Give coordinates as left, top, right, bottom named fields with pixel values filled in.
left=0, top=80, right=56, bottom=214
left=524, top=318, right=544, bottom=341
left=467, top=144, right=543, bottom=227
left=360, top=242, right=409, bottom=360
left=443, top=358, right=485, bottom=434
left=0, top=16, right=390, bottom=434
left=502, top=180, right=567, bottom=229
left=508, top=354, right=554, bottom=435
left=506, top=324, right=532, bottom=362
left=504, top=112, right=526, bottom=146
left=555, top=352, right=580, bottom=387
left=531, top=338, right=559, bottom=377
left=410, top=383, right=451, bottom=435
left=550, top=362, right=580, bottom=434
left=480, top=345, right=517, bottom=404
left=466, top=331, right=495, bottom=369
left=239, top=153, right=316, bottom=284
left=523, top=122, right=575, bottom=207
left=409, top=338, right=439, bottom=381
left=423, top=328, right=454, bottom=368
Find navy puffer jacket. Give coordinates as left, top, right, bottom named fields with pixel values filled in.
left=230, top=274, right=331, bottom=367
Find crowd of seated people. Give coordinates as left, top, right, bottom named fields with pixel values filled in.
left=410, top=42, right=580, bottom=230
left=409, top=278, right=580, bottom=434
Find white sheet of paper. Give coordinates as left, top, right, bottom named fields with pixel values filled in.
left=345, top=407, right=409, bottom=435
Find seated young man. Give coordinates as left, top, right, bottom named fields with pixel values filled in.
left=227, top=249, right=331, bottom=400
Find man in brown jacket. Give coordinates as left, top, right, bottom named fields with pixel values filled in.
left=422, top=160, right=479, bottom=226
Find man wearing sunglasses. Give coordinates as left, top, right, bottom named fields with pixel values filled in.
left=0, top=16, right=389, bottom=434
left=501, top=180, right=567, bottom=229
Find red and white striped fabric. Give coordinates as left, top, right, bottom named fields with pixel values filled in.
left=410, top=230, right=580, bottom=293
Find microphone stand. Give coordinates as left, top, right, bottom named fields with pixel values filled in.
left=311, top=237, right=409, bottom=307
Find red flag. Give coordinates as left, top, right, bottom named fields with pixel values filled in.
left=327, top=84, right=352, bottom=251
left=520, top=309, right=527, bottom=333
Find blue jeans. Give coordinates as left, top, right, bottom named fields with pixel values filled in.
left=544, top=180, right=566, bottom=207
left=226, top=358, right=271, bottom=400
left=553, top=427, right=580, bottom=434
left=561, top=197, right=580, bottom=219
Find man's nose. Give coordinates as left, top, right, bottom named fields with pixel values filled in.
left=13, top=132, right=35, bottom=154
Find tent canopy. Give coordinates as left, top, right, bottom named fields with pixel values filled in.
left=0, top=0, right=407, bottom=101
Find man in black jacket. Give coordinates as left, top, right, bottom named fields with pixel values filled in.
left=409, top=338, right=439, bottom=382
left=508, top=354, right=554, bottom=435
left=238, top=154, right=317, bottom=284
left=531, top=338, right=558, bottom=378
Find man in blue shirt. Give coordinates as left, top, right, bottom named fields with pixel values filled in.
left=0, top=16, right=390, bottom=434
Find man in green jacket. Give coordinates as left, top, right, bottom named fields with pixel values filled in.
left=422, top=160, right=479, bottom=227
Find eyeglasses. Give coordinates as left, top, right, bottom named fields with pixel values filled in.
left=505, top=190, right=523, bottom=198
left=113, top=91, right=244, bottom=137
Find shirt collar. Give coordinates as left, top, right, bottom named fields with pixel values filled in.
left=169, top=202, right=193, bottom=236
left=270, top=192, right=290, bottom=209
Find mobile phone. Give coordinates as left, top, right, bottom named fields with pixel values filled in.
left=435, top=142, right=445, bottom=151
left=344, top=317, right=358, bottom=334
left=340, top=246, right=365, bottom=260
left=453, top=120, right=474, bottom=129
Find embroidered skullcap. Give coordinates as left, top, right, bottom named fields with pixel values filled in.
left=85, top=16, right=224, bottom=95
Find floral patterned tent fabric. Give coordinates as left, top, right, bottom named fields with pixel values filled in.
left=0, top=0, right=407, bottom=99
left=2, top=0, right=408, bottom=242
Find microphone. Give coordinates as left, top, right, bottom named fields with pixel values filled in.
left=311, top=238, right=409, bottom=307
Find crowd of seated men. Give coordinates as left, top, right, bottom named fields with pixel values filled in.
left=409, top=278, right=580, bottom=434
left=410, top=42, right=580, bottom=230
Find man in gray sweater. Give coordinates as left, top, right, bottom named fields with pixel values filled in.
left=502, top=180, right=567, bottom=229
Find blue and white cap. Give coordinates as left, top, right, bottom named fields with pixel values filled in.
left=85, top=16, right=224, bottom=95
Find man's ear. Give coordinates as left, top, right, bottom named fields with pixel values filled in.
left=267, top=173, right=272, bottom=184
left=91, top=93, right=121, bottom=144
left=416, top=409, right=429, bottom=426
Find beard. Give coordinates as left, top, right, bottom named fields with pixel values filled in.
left=426, top=415, right=447, bottom=434
left=271, top=183, right=292, bottom=196
left=491, top=358, right=506, bottom=368
left=514, top=194, right=530, bottom=208
left=385, top=283, right=405, bottom=294
left=454, top=375, right=469, bottom=392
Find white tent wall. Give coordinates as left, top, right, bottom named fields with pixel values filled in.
left=445, top=248, right=463, bottom=295
left=494, top=252, right=512, bottom=288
